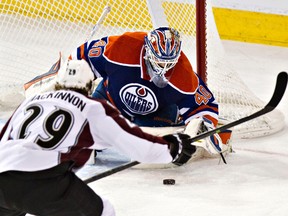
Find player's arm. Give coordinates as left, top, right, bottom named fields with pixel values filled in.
left=89, top=99, right=196, bottom=166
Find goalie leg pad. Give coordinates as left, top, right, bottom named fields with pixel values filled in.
left=202, top=129, right=233, bottom=158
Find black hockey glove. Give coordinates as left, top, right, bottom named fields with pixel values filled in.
left=162, top=133, right=196, bottom=166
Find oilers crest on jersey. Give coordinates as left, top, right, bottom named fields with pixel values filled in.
left=120, top=83, right=158, bottom=115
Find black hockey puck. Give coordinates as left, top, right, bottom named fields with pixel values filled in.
left=163, top=179, right=175, bottom=185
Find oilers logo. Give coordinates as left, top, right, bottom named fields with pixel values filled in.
left=120, top=84, right=158, bottom=115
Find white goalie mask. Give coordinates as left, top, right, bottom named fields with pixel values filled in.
left=56, top=59, right=94, bottom=91
left=144, top=27, right=182, bottom=88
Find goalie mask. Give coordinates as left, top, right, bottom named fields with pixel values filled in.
left=144, top=27, right=182, bottom=88
left=56, top=59, right=94, bottom=94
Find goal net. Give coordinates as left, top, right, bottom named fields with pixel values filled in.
left=0, top=0, right=285, bottom=138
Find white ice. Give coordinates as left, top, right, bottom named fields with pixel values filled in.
left=88, top=41, right=288, bottom=216
left=1, top=40, right=287, bottom=216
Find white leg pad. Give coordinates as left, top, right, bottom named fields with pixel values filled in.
left=184, top=118, right=222, bottom=156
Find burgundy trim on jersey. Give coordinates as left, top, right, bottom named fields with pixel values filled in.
left=60, top=121, right=94, bottom=168
left=0, top=104, right=20, bottom=141
left=99, top=99, right=168, bottom=146
left=0, top=116, right=11, bottom=140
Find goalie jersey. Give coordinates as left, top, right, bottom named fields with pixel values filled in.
left=25, top=31, right=219, bottom=127
left=70, top=32, right=219, bottom=126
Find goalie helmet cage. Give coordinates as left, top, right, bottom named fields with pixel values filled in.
left=0, top=0, right=285, bottom=138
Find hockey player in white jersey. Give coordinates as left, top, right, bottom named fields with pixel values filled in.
left=0, top=59, right=197, bottom=216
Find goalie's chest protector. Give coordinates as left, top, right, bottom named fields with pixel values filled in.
left=86, top=32, right=199, bottom=118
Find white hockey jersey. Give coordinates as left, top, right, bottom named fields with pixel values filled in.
left=0, top=90, right=172, bottom=173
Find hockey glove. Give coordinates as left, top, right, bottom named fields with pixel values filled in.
left=162, top=133, right=196, bottom=166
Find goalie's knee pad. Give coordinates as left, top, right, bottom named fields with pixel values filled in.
left=217, top=129, right=233, bottom=156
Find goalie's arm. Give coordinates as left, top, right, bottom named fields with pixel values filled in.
left=178, top=74, right=220, bottom=128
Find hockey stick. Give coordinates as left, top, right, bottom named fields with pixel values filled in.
left=84, top=71, right=287, bottom=184
left=83, top=5, right=111, bottom=165
left=85, top=5, right=111, bottom=41
left=84, top=161, right=139, bottom=184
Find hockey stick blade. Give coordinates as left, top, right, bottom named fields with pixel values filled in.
left=189, top=71, right=288, bottom=143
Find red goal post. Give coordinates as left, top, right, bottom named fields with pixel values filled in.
left=0, top=0, right=285, bottom=138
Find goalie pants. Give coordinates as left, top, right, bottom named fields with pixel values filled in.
left=0, top=162, right=104, bottom=216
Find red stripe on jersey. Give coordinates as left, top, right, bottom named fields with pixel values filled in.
left=60, top=122, right=94, bottom=168
left=100, top=99, right=168, bottom=145
left=188, top=105, right=219, bottom=126
left=203, top=115, right=218, bottom=127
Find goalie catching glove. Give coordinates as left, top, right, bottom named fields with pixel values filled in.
left=162, top=133, right=196, bottom=166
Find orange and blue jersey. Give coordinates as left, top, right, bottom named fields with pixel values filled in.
left=69, top=31, right=219, bottom=126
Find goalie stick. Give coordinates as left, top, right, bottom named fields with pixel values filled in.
left=86, top=5, right=111, bottom=41
left=84, top=71, right=288, bottom=184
